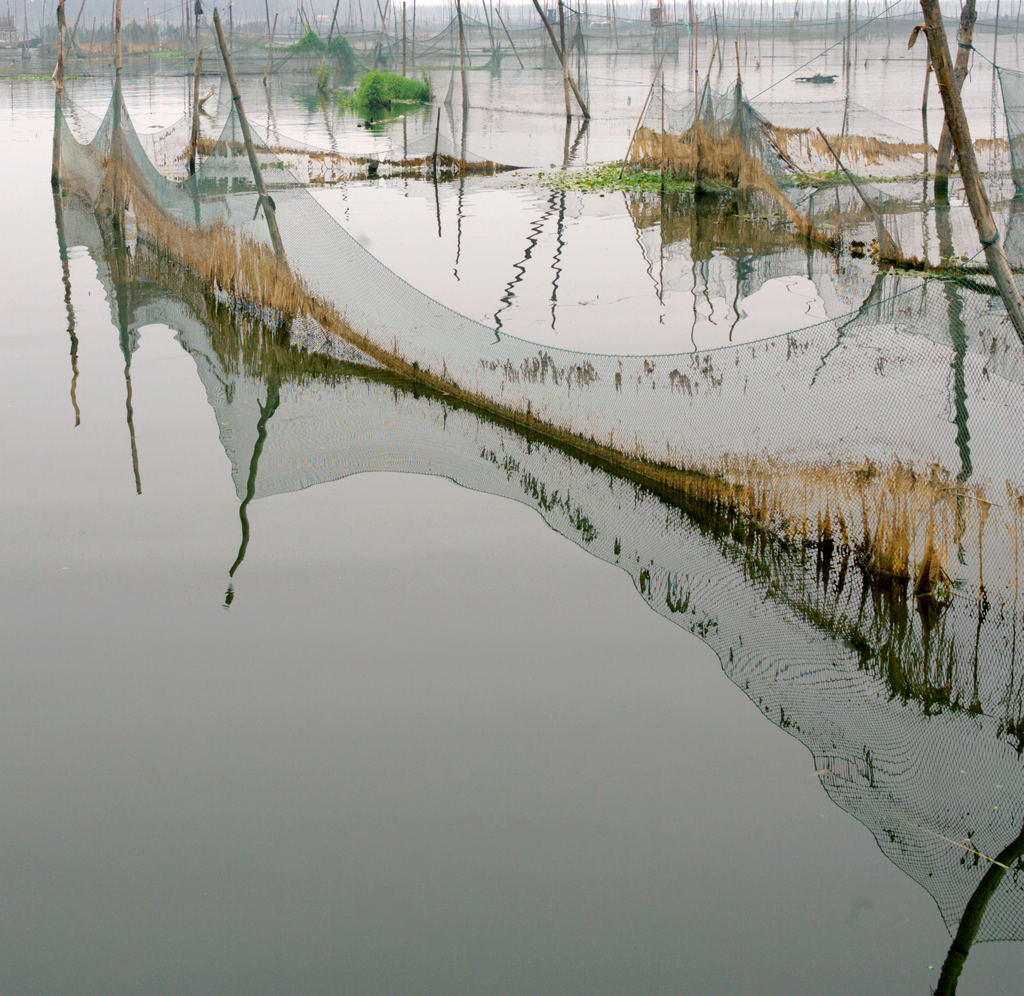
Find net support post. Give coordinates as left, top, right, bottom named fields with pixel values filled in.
left=919, top=0, right=1024, bottom=347
left=530, top=0, right=590, bottom=119
left=51, top=0, right=67, bottom=186
left=213, top=7, right=286, bottom=261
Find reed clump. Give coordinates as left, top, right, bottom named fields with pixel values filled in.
left=628, top=124, right=833, bottom=248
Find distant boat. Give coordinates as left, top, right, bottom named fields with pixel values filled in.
left=796, top=73, right=837, bottom=85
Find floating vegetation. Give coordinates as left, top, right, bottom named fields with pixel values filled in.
left=344, top=70, right=431, bottom=121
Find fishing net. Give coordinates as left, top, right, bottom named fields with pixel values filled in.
left=57, top=172, right=1024, bottom=950
left=53, top=75, right=1024, bottom=945
left=998, top=65, right=1024, bottom=195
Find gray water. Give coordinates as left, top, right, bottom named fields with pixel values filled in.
left=2, top=59, right=1023, bottom=995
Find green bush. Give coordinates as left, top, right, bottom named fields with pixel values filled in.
left=289, top=27, right=323, bottom=53
left=351, top=71, right=430, bottom=119
left=290, top=28, right=356, bottom=83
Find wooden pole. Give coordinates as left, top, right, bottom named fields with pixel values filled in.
left=530, top=0, right=589, bottom=117
left=213, top=8, right=286, bottom=260
left=113, top=0, right=121, bottom=80
left=67, top=0, right=85, bottom=48
left=51, top=0, right=66, bottom=185
left=402, top=1, right=406, bottom=74
left=919, top=0, right=1024, bottom=348
left=935, top=0, right=976, bottom=199
left=263, top=12, right=277, bottom=85
left=432, top=104, right=441, bottom=177
left=455, top=0, right=468, bottom=107
left=188, top=48, right=203, bottom=175
left=816, top=127, right=900, bottom=260
left=318, top=0, right=343, bottom=89
left=619, top=45, right=667, bottom=177
left=558, top=0, right=571, bottom=118
left=495, top=5, right=523, bottom=67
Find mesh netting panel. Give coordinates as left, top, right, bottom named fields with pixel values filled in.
left=999, top=66, right=1024, bottom=195
left=54, top=62, right=1024, bottom=946
left=61, top=174, right=1024, bottom=948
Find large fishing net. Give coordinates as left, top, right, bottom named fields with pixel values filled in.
left=53, top=64, right=1024, bottom=948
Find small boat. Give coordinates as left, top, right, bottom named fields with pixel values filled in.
left=796, top=73, right=837, bottom=85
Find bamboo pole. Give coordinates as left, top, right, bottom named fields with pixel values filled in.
left=263, top=12, right=278, bottom=85
left=919, top=0, right=1024, bottom=348
left=530, top=0, right=589, bottom=117
left=455, top=0, right=468, bottom=107
left=213, top=8, right=285, bottom=260
left=432, top=104, right=441, bottom=177
left=816, top=128, right=900, bottom=260
left=558, top=0, right=571, bottom=118
left=619, top=45, right=667, bottom=177
left=51, top=0, right=66, bottom=185
left=188, top=48, right=203, bottom=175
left=935, top=0, right=976, bottom=199
left=495, top=5, right=523, bottom=67
left=113, top=0, right=120, bottom=79
left=318, top=0, right=343, bottom=90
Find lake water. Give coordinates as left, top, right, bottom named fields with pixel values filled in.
left=2, top=31, right=1023, bottom=994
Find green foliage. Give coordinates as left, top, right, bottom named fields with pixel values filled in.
left=290, top=27, right=356, bottom=84
left=535, top=162, right=697, bottom=194
left=347, top=71, right=431, bottom=119
left=289, top=27, right=323, bottom=53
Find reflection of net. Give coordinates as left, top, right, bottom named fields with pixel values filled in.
left=65, top=179, right=1024, bottom=947
left=56, top=84, right=1023, bottom=625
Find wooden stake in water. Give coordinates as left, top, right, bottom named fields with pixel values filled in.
left=934, top=0, right=976, bottom=198
left=455, top=0, right=468, bottom=108
left=318, top=0, right=343, bottom=91
left=919, top=0, right=1024, bottom=348
left=530, top=0, right=590, bottom=118
left=213, top=8, right=285, bottom=260
left=558, top=0, right=571, bottom=119
left=432, top=104, right=441, bottom=178
left=188, top=48, right=203, bottom=175
left=816, top=128, right=900, bottom=261
left=619, top=45, right=667, bottom=178
left=51, top=0, right=66, bottom=185
left=495, top=5, right=524, bottom=68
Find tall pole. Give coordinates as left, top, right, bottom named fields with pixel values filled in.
left=402, top=0, right=406, bottom=74
left=264, top=12, right=277, bottom=85
left=558, top=0, right=571, bottom=118
left=213, top=8, right=286, bottom=260
left=934, top=0, right=976, bottom=199
left=51, top=0, right=67, bottom=185
left=920, top=0, right=1024, bottom=348
left=318, top=0, right=343, bottom=88
left=530, top=0, right=589, bottom=117
left=455, top=0, right=468, bottom=108
left=113, top=0, right=121, bottom=82
left=188, top=48, right=203, bottom=175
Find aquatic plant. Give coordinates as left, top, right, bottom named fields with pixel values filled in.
left=346, top=71, right=431, bottom=120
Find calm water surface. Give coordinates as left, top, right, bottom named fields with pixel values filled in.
left=2, top=67, right=1023, bottom=994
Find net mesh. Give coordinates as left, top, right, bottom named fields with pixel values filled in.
left=53, top=73, right=1024, bottom=945
left=999, top=65, right=1024, bottom=195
